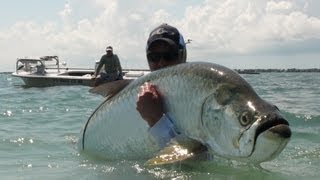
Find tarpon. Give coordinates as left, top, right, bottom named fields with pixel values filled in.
left=79, top=62, right=291, bottom=165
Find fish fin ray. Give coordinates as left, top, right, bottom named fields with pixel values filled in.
left=89, top=79, right=133, bottom=97
left=144, top=138, right=207, bottom=166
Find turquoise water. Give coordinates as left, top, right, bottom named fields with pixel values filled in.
left=0, top=72, right=319, bottom=179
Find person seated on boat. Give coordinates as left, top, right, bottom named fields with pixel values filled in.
left=92, top=46, right=123, bottom=86
left=136, top=23, right=187, bottom=148
left=35, top=63, right=46, bottom=75
left=21, top=62, right=31, bottom=71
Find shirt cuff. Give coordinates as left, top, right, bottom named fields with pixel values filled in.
left=149, top=114, right=177, bottom=148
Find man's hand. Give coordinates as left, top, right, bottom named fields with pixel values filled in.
left=136, top=82, right=164, bottom=127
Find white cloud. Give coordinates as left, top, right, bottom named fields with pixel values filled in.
left=266, top=1, right=294, bottom=13
left=182, top=0, right=320, bottom=59
left=59, top=3, right=72, bottom=19
left=1, top=0, right=320, bottom=72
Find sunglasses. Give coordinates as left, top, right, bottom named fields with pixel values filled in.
left=147, top=52, right=178, bottom=63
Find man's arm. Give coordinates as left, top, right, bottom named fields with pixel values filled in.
left=148, top=113, right=178, bottom=148
left=114, top=55, right=122, bottom=75
left=136, top=82, right=178, bottom=148
left=94, top=56, right=105, bottom=77
left=136, top=82, right=163, bottom=127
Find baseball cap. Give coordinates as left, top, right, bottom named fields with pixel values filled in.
left=106, top=46, right=113, bottom=52
left=146, top=24, right=185, bottom=52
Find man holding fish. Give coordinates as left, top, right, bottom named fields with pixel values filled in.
left=136, top=23, right=187, bottom=148
left=81, top=24, right=291, bottom=166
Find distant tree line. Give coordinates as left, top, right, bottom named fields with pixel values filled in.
left=234, top=68, right=320, bottom=73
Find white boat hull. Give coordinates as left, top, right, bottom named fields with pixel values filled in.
left=13, top=73, right=95, bottom=87
left=12, top=56, right=149, bottom=87
left=12, top=70, right=148, bottom=87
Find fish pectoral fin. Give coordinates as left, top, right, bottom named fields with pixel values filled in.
left=89, top=79, right=133, bottom=97
left=144, top=139, right=207, bottom=166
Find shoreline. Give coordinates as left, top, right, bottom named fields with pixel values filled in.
left=235, top=68, right=320, bottom=73
left=2, top=68, right=320, bottom=74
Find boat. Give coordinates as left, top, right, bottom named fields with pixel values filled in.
left=12, top=56, right=149, bottom=87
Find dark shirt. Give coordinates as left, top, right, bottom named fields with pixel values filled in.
left=95, top=54, right=122, bottom=75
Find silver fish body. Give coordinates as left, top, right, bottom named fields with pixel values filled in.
left=79, top=62, right=291, bottom=163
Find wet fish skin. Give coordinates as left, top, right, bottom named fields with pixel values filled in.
left=80, top=62, right=291, bottom=164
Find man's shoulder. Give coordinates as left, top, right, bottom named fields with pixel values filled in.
left=101, top=54, right=118, bottom=61
left=112, top=54, right=119, bottom=60
left=102, top=54, right=118, bottom=57
left=100, top=54, right=108, bottom=59
left=101, top=54, right=113, bottom=60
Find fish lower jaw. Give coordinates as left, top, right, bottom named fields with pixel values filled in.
left=249, top=129, right=291, bottom=163
left=207, top=144, right=253, bottom=161
left=268, top=124, right=291, bottom=139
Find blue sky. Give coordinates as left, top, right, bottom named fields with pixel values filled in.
left=1, top=0, right=320, bottom=72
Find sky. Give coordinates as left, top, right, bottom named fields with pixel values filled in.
left=1, top=0, right=320, bottom=72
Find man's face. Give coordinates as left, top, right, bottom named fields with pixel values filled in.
left=147, top=41, right=181, bottom=71
left=106, top=50, right=113, bottom=56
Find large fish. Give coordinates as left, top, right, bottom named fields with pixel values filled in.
left=79, top=62, right=291, bottom=165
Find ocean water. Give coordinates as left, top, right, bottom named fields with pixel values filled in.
left=0, top=72, right=319, bottom=180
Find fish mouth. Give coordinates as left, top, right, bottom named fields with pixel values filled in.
left=254, top=114, right=291, bottom=142
left=246, top=114, right=292, bottom=162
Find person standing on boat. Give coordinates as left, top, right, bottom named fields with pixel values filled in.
left=92, top=46, right=123, bottom=86
left=136, top=23, right=187, bottom=148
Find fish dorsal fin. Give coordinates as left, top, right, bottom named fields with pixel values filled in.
left=144, top=137, right=207, bottom=166
left=89, top=79, right=133, bottom=97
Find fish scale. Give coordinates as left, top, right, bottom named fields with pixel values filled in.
left=80, top=63, right=217, bottom=159
left=79, top=62, right=291, bottom=163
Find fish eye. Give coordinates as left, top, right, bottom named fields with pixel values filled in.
left=239, top=112, right=252, bottom=126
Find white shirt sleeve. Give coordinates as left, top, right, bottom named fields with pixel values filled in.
left=148, top=113, right=178, bottom=148
left=148, top=114, right=213, bottom=161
